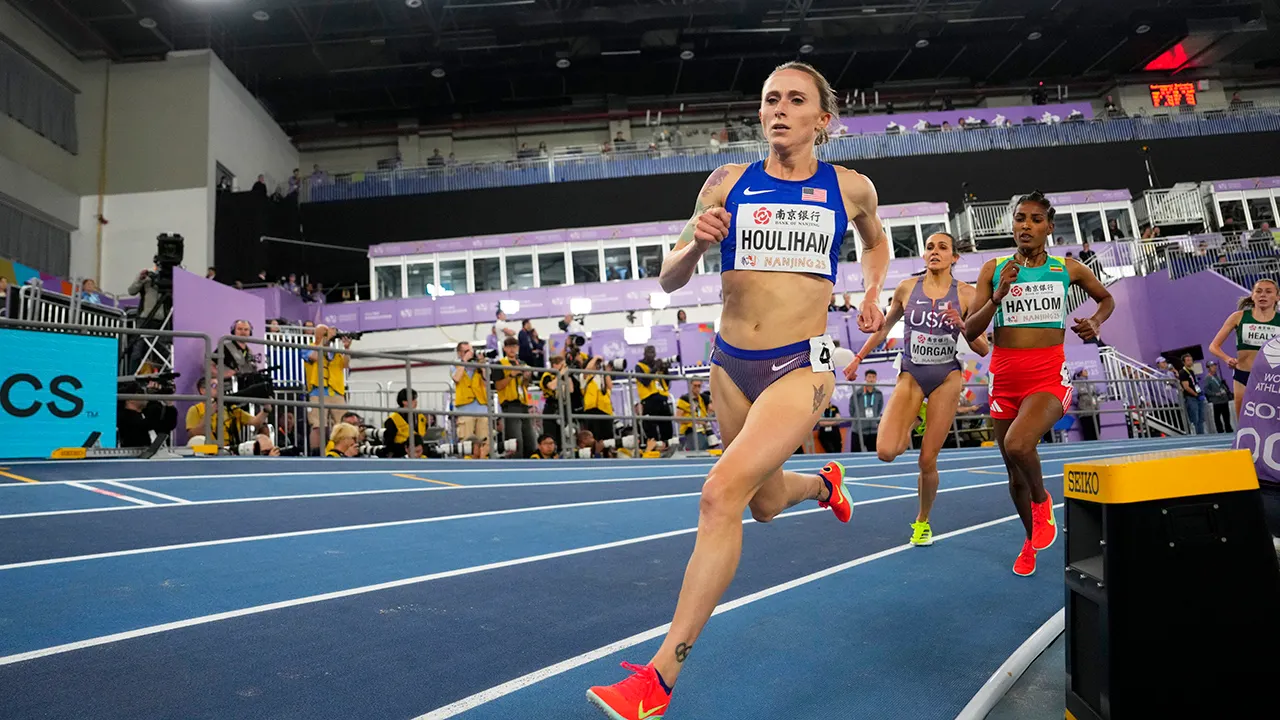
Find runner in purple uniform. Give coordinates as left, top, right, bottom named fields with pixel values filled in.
left=845, top=232, right=989, bottom=545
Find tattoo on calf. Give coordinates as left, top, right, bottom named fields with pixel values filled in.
left=812, top=384, right=825, bottom=412
left=675, top=643, right=692, bottom=663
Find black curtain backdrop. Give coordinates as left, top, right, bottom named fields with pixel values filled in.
left=277, top=131, right=1280, bottom=288
left=213, top=191, right=310, bottom=286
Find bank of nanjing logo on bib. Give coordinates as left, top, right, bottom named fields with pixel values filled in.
left=1263, top=337, right=1280, bottom=368
left=735, top=203, right=836, bottom=274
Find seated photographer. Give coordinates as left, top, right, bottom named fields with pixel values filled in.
left=303, top=325, right=351, bottom=451
left=326, top=423, right=361, bottom=457
left=222, top=320, right=263, bottom=379
left=539, top=355, right=565, bottom=446
left=634, top=345, right=674, bottom=446
left=495, top=337, right=536, bottom=459
left=117, top=381, right=178, bottom=448
left=384, top=389, right=428, bottom=458
left=675, top=378, right=711, bottom=451
left=185, top=377, right=278, bottom=455
left=530, top=433, right=558, bottom=459
left=582, top=356, right=615, bottom=446
left=452, top=341, right=491, bottom=459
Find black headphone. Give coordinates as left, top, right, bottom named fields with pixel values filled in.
left=230, top=319, right=253, bottom=335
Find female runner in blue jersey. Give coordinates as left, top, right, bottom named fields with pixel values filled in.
left=587, top=62, right=890, bottom=720
left=844, top=232, right=989, bottom=548
left=963, top=192, right=1114, bottom=577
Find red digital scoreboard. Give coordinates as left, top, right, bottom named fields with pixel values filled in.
left=1150, top=82, right=1198, bottom=107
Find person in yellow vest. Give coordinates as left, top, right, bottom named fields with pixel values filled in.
left=539, top=355, right=565, bottom=449
left=675, top=378, right=712, bottom=451
left=582, top=355, right=615, bottom=445
left=303, top=325, right=351, bottom=452
left=383, top=388, right=428, bottom=458
left=635, top=345, right=674, bottom=445
left=495, top=337, right=535, bottom=458
left=184, top=377, right=278, bottom=455
left=452, top=341, right=490, bottom=458
left=530, top=433, right=558, bottom=459
left=326, top=422, right=360, bottom=457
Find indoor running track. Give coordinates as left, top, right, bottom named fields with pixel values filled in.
left=0, top=435, right=1228, bottom=720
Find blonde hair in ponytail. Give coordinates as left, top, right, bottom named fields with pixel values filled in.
left=767, top=62, right=839, bottom=146
left=1240, top=278, right=1279, bottom=311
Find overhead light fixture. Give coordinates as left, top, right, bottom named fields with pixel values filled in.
left=601, top=50, right=642, bottom=56
left=915, top=38, right=930, bottom=48
left=1027, top=31, right=1042, bottom=40
left=1136, top=24, right=1151, bottom=34
left=680, top=49, right=694, bottom=60
left=624, top=326, right=653, bottom=345
left=569, top=297, right=592, bottom=315
left=431, top=67, right=446, bottom=78
left=252, top=10, right=270, bottom=22
left=649, top=292, right=671, bottom=310
left=799, top=43, right=814, bottom=54
left=406, top=0, right=424, bottom=8
left=498, top=299, right=521, bottom=315
left=556, top=58, right=571, bottom=69
left=139, top=17, right=157, bottom=29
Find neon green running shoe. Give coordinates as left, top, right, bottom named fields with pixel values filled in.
left=909, top=521, right=933, bottom=546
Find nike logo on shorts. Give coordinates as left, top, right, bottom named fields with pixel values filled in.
left=772, top=357, right=801, bottom=372
left=742, top=188, right=774, bottom=196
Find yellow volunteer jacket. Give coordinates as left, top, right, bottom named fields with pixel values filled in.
left=496, top=357, right=531, bottom=405
left=634, top=361, right=670, bottom=401
left=676, top=393, right=709, bottom=434
left=583, top=377, right=614, bottom=415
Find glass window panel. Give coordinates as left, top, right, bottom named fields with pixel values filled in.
left=604, top=247, right=632, bottom=281
left=1219, top=200, right=1246, bottom=231
left=438, top=259, right=467, bottom=294
left=406, top=261, right=434, bottom=296
left=538, top=249, right=566, bottom=286
left=1053, top=212, right=1078, bottom=246
left=505, top=253, right=534, bottom=290
left=375, top=265, right=402, bottom=299
left=472, top=256, right=501, bottom=292
left=1104, top=209, right=1132, bottom=240
left=920, top=222, right=947, bottom=239
left=1247, top=198, right=1275, bottom=228
left=572, top=249, right=600, bottom=284
left=703, top=249, right=722, bottom=274
left=635, top=244, right=663, bottom=279
left=1077, top=211, right=1105, bottom=245
left=889, top=225, right=919, bottom=257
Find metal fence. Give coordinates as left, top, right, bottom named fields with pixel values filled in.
left=302, top=105, right=1280, bottom=203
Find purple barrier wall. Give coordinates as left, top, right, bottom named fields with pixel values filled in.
left=243, top=286, right=319, bottom=324
left=171, top=269, right=267, bottom=443
left=1234, top=333, right=1280, bottom=485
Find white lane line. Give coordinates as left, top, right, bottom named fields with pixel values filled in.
left=64, top=482, right=153, bottom=506
left=412, top=505, right=1064, bottom=720
left=955, top=608, right=1066, bottom=720
left=0, top=439, right=1216, bottom=521
left=0, top=436, right=1221, bottom=486
left=100, top=481, right=190, bottom=504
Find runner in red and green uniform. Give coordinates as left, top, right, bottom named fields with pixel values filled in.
left=964, top=191, right=1115, bottom=577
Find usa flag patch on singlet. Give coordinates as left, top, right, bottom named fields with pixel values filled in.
left=801, top=187, right=827, bottom=202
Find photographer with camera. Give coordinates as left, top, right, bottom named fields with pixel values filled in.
left=222, top=320, right=263, bottom=379
left=452, top=341, right=491, bottom=458
left=384, top=388, right=429, bottom=458
left=539, top=355, right=565, bottom=449
left=675, top=378, right=712, bottom=451
left=326, top=423, right=360, bottom=457
left=582, top=355, right=616, bottom=448
left=117, top=380, right=178, bottom=448
left=495, top=337, right=536, bottom=459
left=126, top=264, right=166, bottom=374
left=185, top=377, right=278, bottom=455
left=302, top=325, right=350, bottom=452
left=635, top=345, right=675, bottom=446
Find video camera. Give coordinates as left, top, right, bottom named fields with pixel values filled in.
left=121, top=371, right=181, bottom=396
left=477, top=347, right=501, bottom=362
left=147, top=234, right=185, bottom=293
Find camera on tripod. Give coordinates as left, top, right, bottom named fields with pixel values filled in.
left=148, top=234, right=185, bottom=292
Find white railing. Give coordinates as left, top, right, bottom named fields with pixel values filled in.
left=959, top=201, right=1014, bottom=241
left=1143, top=183, right=1208, bottom=226
left=1098, top=346, right=1190, bottom=435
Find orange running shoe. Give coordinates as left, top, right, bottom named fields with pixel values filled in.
left=587, top=662, right=672, bottom=720
left=1013, top=538, right=1037, bottom=577
left=1031, top=492, right=1057, bottom=551
left=817, top=461, right=853, bottom=523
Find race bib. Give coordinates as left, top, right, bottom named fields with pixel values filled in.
left=809, top=335, right=835, bottom=373
left=1001, top=281, right=1065, bottom=326
left=735, top=203, right=836, bottom=275
left=910, top=331, right=957, bottom=365
left=1241, top=322, right=1280, bottom=347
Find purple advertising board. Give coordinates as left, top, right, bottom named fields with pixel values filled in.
left=1234, top=335, right=1280, bottom=486
left=244, top=286, right=317, bottom=324
left=678, top=323, right=718, bottom=367
left=356, top=300, right=400, bottom=332
left=171, top=269, right=267, bottom=443
left=1212, top=176, right=1280, bottom=192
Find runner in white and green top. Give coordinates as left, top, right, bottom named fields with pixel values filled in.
left=1209, top=278, right=1280, bottom=419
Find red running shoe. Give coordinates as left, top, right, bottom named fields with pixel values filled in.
left=1031, top=492, right=1057, bottom=551
left=1013, top=539, right=1037, bottom=577
left=817, top=461, right=853, bottom=523
left=587, top=662, right=672, bottom=720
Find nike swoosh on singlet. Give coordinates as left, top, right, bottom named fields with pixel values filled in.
left=742, top=188, right=775, bottom=196
left=772, top=357, right=801, bottom=372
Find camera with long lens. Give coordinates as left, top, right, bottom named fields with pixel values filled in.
left=357, top=425, right=386, bottom=457
left=335, top=331, right=364, bottom=342
left=126, top=371, right=181, bottom=395
left=606, top=358, right=627, bottom=371
left=476, top=347, right=501, bottom=362
left=231, top=370, right=275, bottom=402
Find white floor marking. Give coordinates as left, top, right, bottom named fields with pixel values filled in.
left=101, top=481, right=190, bottom=504
left=64, top=482, right=153, bottom=506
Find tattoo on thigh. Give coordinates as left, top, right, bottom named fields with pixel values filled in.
left=675, top=643, right=692, bottom=663
left=812, top=384, right=826, bottom=412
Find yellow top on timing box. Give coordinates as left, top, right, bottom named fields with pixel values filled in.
left=1063, top=448, right=1258, bottom=504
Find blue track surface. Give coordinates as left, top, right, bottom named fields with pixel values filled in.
left=0, top=436, right=1227, bottom=719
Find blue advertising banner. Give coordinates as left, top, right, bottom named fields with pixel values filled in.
left=0, top=329, right=118, bottom=459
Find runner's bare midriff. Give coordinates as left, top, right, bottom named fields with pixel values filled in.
left=993, top=326, right=1066, bottom=350
left=1238, top=348, right=1260, bottom=372
left=719, top=269, right=832, bottom=350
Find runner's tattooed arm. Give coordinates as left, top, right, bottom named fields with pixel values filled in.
left=661, top=164, right=743, bottom=292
